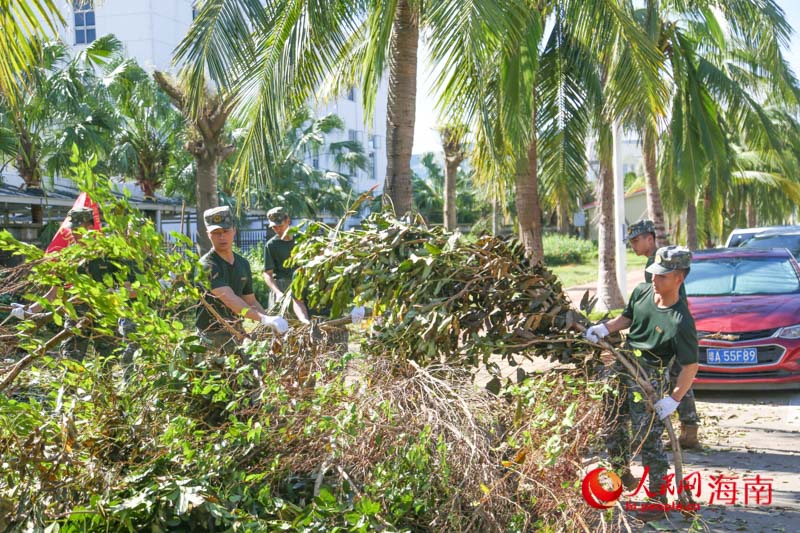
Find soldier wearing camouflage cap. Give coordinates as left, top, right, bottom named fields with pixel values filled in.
left=65, top=206, right=95, bottom=229
left=626, top=222, right=700, bottom=450
left=196, top=206, right=288, bottom=351
left=262, top=206, right=312, bottom=323
left=585, top=244, right=699, bottom=520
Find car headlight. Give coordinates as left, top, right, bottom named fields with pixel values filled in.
left=778, top=324, right=800, bottom=339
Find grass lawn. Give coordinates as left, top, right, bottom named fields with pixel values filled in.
left=551, top=250, right=648, bottom=288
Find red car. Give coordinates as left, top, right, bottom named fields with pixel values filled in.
left=685, top=248, right=800, bottom=390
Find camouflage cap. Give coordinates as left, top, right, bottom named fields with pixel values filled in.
left=645, top=245, right=692, bottom=275
left=626, top=219, right=655, bottom=241
left=267, top=206, right=289, bottom=227
left=66, top=207, right=94, bottom=228
left=204, top=206, right=234, bottom=232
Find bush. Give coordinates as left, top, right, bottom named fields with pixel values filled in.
left=542, top=233, right=596, bottom=266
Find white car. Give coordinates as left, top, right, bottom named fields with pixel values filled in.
left=725, top=225, right=800, bottom=248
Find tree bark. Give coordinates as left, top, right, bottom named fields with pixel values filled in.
left=440, top=126, right=465, bottom=231
left=515, top=104, right=544, bottom=262
left=642, top=124, right=668, bottom=247
left=703, top=187, right=714, bottom=248
left=15, top=125, right=44, bottom=224
left=746, top=199, right=757, bottom=227
left=686, top=199, right=698, bottom=250
left=596, top=128, right=625, bottom=310
left=382, top=0, right=417, bottom=216
left=556, top=204, right=570, bottom=234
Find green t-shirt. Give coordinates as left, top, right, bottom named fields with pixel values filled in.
left=622, top=282, right=698, bottom=367
left=196, top=250, right=254, bottom=332
left=645, top=254, right=687, bottom=301
left=263, top=235, right=295, bottom=281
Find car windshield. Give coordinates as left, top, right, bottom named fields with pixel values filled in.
left=685, top=257, right=800, bottom=296
left=740, top=234, right=800, bottom=257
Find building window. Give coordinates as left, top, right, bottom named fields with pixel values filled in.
left=369, top=153, right=376, bottom=180
left=73, top=0, right=96, bottom=45
left=347, top=86, right=356, bottom=101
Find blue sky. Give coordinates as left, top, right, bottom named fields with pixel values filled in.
left=412, top=1, right=800, bottom=154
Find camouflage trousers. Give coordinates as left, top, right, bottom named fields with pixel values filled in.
left=604, top=360, right=671, bottom=494
left=669, top=359, right=701, bottom=425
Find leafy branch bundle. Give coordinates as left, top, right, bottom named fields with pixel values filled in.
left=291, top=212, right=593, bottom=374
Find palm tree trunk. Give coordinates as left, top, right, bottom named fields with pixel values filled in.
left=557, top=204, right=570, bottom=234
left=703, top=187, right=714, bottom=248
left=596, top=129, right=624, bottom=310
left=686, top=199, right=698, bottom=250
left=746, top=200, right=757, bottom=227
left=382, top=0, right=417, bottom=215
left=515, top=102, right=544, bottom=262
left=195, top=152, right=219, bottom=254
left=15, top=126, right=44, bottom=224
left=642, top=124, right=668, bottom=247
left=492, top=194, right=499, bottom=236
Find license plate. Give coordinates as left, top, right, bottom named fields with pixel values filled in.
left=706, top=347, right=757, bottom=365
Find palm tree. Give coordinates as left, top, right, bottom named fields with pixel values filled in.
left=434, top=1, right=663, bottom=265
left=256, top=106, right=368, bottom=219
left=171, top=0, right=527, bottom=224
left=0, top=0, right=63, bottom=110
left=105, top=60, right=187, bottom=201
left=0, top=36, right=120, bottom=223
left=636, top=0, right=799, bottom=249
left=153, top=71, right=236, bottom=253
left=438, top=124, right=466, bottom=230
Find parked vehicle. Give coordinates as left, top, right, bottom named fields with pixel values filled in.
left=724, top=225, right=800, bottom=248
left=685, top=248, right=800, bottom=390
left=740, top=230, right=800, bottom=258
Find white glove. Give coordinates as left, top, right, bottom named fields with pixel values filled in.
left=159, top=278, right=171, bottom=290
left=260, top=314, right=289, bottom=334
left=350, top=306, right=365, bottom=325
left=9, top=303, right=27, bottom=320
left=584, top=323, right=609, bottom=343
left=654, top=396, right=680, bottom=420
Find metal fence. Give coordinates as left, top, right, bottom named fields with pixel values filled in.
left=165, top=228, right=275, bottom=258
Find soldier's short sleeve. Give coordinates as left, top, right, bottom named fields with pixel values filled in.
left=622, top=284, right=640, bottom=319
left=674, top=313, right=699, bottom=365
left=263, top=241, right=276, bottom=273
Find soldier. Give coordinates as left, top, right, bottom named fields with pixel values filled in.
left=197, top=206, right=288, bottom=352
left=626, top=220, right=701, bottom=448
left=585, top=246, right=699, bottom=521
left=10, top=207, right=139, bottom=364
left=262, top=206, right=365, bottom=326
left=261, top=206, right=312, bottom=323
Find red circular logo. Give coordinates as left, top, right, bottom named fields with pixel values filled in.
left=582, top=467, right=623, bottom=509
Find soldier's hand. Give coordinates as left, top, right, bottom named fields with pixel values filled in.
left=350, top=306, right=366, bottom=325
left=584, top=323, right=609, bottom=343
left=260, top=314, right=289, bottom=334
left=654, top=396, right=680, bottom=420
left=9, top=303, right=28, bottom=320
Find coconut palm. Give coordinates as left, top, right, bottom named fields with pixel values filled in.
left=438, top=124, right=467, bottom=231
left=171, top=0, right=530, bottom=223
left=434, top=0, right=664, bottom=274
left=635, top=0, right=799, bottom=248
left=0, top=0, right=63, bottom=110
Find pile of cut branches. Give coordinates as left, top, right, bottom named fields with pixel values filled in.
left=291, top=212, right=595, bottom=373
